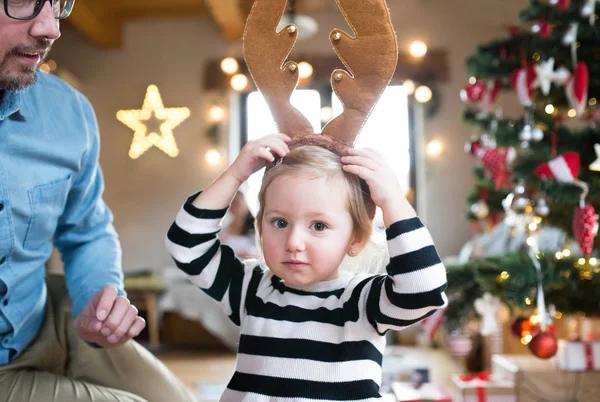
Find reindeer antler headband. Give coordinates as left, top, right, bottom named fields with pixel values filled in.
left=243, top=0, right=398, bottom=154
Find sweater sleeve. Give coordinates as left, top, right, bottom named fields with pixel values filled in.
left=364, top=217, right=448, bottom=334
left=165, top=193, right=249, bottom=326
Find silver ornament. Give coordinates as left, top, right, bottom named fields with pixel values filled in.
left=471, top=200, right=490, bottom=220
left=535, top=198, right=550, bottom=217
left=532, top=127, right=545, bottom=142
left=520, top=125, right=533, bottom=142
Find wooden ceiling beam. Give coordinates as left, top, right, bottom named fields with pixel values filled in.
left=68, top=0, right=122, bottom=48
left=203, top=0, right=246, bottom=41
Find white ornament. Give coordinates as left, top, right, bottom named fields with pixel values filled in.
left=520, top=125, right=533, bottom=141
left=562, top=23, right=579, bottom=45
left=471, top=200, right=490, bottom=220
left=532, top=127, right=545, bottom=142
left=589, top=143, right=600, bottom=171
left=581, top=0, right=600, bottom=25
left=533, top=58, right=571, bottom=95
left=474, top=292, right=501, bottom=336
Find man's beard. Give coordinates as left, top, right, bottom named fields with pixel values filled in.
left=0, top=39, right=51, bottom=92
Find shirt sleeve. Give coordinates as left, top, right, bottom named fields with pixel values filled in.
left=165, top=193, right=248, bottom=327
left=364, top=217, right=448, bottom=334
left=53, top=93, right=125, bottom=318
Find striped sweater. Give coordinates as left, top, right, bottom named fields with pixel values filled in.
left=166, top=195, right=448, bottom=401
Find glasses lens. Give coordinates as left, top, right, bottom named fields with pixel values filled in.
left=5, top=0, right=74, bottom=19
left=57, top=0, right=74, bottom=19
left=6, top=0, right=38, bottom=19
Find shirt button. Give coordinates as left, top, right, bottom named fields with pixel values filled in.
left=0, top=203, right=3, bottom=212
left=2, top=299, right=6, bottom=306
left=0, top=257, right=5, bottom=264
left=2, top=339, right=8, bottom=346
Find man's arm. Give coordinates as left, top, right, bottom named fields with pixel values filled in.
left=53, top=93, right=145, bottom=347
left=53, top=92, right=123, bottom=317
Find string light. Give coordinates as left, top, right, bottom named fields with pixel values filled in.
left=231, top=74, right=249, bottom=92
left=521, top=334, right=533, bottom=345
left=205, top=149, right=222, bottom=166
left=578, top=258, right=586, bottom=265
left=409, top=40, right=428, bottom=58
left=402, top=80, right=416, bottom=95
left=555, top=251, right=563, bottom=259
left=415, top=85, right=432, bottom=103
left=525, top=297, right=532, bottom=305
left=568, top=109, right=577, bottom=118
left=221, top=57, right=239, bottom=74
left=298, top=62, right=314, bottom=79
left=545, top=104, right=555, bottom=114
left=117, top=85, right=190, bottom=159
left=208, top=105, right=226, bottom=123
left=426, top=139, right=444, bottom=158
left=562, top=249, right=571, bottom=257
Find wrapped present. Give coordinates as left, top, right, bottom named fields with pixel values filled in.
left=492, top=354, right=600, bottom=402
left=452, top=372, right=515, bottom=402
left=392, top=382, right=452, bottom=402
left=557, top=340, right=600, bottom=371
left=381, top=349, right=430, bottom=392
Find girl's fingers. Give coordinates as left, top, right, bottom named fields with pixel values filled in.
left=340, top=155, right=379, bottom=172
left=342, top=164, right=374, bottom=182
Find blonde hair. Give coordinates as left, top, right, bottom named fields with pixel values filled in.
left=255, top=145, right=388, bottom=274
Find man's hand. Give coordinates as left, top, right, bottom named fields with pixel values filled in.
left=74, top=286, right=146, bottom=348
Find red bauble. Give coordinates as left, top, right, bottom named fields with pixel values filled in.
left=528, top=331, right=558, bottom=359
left=511, top=316, right=529, bottom=338
left=464, top=82, right=486, bottom=103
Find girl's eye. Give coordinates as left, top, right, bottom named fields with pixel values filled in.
left=312, top=222, right=328, bottom=232
left=271, top=218, right=288, bottom=229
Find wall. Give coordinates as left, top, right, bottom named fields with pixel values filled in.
left=49, top=0, right=524, bottom=272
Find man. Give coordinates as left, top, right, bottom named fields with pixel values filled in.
left=0, top=1, right=195, bottom=400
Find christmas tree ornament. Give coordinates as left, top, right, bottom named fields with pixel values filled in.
left=573, top=203, right=599, bottom=256
left=581, top=0, right=600, bottom=25
left=462, top=81, right=486, bottom=103
left=531, top=19, right=552, bottom=39
left=519, top=125, right=533, bottom=142
left=470, top=142, right=514, bottom=190
left=535, top=198, right=550, bottom=217
left=533, top=58, right=571, bottom=96
left=528, top=331, right=558, bottom=359
left=470, top=199, right=490, bottom=220
left=531, top=126, right=544, bottom=142
left=562, top=22, right=579, bottom=45
left=511, top=316, right=530, bottom=338
left=549, top=0, right=570, bottom=10
left=535, top=151, right=580, bottom=183
left=511, top=65, right=536, bottom=107
left=589, top=143, right=600, bottom=171
left=474, top=293, right=501, bottom=336
left=565, top=62, right=589, bottom=115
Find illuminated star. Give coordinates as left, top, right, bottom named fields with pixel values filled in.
left=117, top=85, right=190, bottom=159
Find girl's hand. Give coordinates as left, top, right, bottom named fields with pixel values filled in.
left=341, top=148, right=416, bottom=223
left=226, top=134, right=291, bottom=184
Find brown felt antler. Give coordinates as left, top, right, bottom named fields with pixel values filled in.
left=243, top=0, right=398, bottom=149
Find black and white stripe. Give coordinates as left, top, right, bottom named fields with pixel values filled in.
left=166, top=196, right=447, bottom=401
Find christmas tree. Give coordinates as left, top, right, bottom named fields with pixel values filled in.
left=446, top=0, right=600, bottom=359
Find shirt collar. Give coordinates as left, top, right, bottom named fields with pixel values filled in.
left=0, top=90, right=29, bottom=121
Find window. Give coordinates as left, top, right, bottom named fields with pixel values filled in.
left=241, top=86, right=412, bottom=219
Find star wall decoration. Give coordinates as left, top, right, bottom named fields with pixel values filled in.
left=117, top=85, right=190, bottom=159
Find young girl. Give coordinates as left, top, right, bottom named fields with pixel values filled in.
left=166, top=133, right=448, bottom=401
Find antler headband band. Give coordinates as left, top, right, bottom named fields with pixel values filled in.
left=243, top=0, right=398, bottom=155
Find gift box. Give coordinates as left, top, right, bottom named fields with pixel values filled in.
left=557, top=340, right=600, bottom=371
left=381, top=349, right=430, bottom=392
left=452, top=372, right=515, bottom=402
left=492, top=354, right=600, bottom=402
left=392, top=382, right=452, bottom=402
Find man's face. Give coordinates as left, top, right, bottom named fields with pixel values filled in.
left=0, top=1, right=61, bottom=91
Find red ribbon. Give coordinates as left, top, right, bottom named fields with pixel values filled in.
left=459, top=372, right=489, bottom=402
left=585, top=343, right=594, bottom=371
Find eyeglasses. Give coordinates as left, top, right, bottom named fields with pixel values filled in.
left=3, top=0, right=75, bottom=21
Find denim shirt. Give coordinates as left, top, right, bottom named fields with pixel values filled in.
left=0, top=72, right=124, bottom=365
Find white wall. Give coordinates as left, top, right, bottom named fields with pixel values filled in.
left=49, top=0, right=525, bottom=271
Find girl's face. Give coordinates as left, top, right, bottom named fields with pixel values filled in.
left=260, top=173, right=364, bottom=286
